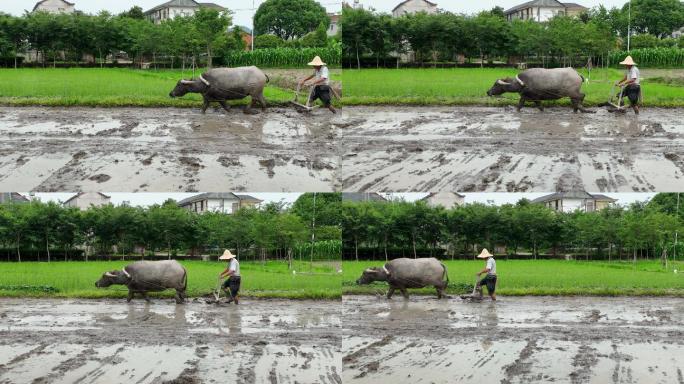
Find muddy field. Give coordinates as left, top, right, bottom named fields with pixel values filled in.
left=343, top=295, right=684, bottom=384
left=0, top=298, right=341, bottom=384
left=341, top=107, right=684, bottom=192
left=0, top=107, right=343, bottom=192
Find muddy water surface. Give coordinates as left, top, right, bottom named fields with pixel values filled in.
left=343, top=295, right=684, bottom=384
left=0, top=107, right=342, bottom=192
left=341, top=107, right=684, bottom=192
left=0, top=298, right=341, bottom=383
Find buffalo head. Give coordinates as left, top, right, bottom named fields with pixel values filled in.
left=356, top=267, right=389, bottom=285
left=169, top=79, right=202, bottom=98
left=95, top=269, right=130, bottom=288
left=487, top=77, right=522, bottom=96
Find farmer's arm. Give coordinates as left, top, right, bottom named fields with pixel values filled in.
left=312, top=76, right=328, bottom=85
left=617, top=74, right=628, bottom=85
left=477, top=266, right=491, bottom=276
left=299, top=74, right=315, bottom=85
left=219, top=268, right=232, bottom=278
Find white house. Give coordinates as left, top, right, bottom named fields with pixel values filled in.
left=504, top=0, right=587, bottom=22
left=0, top=193, right=30, bottom=204
left=673, top=27, right=684, bottom=38
left=392, top=0, right=438, bottom=18
left=32, top=0, right=75, bottom=14
left=342, top=193, right=388, bottom=203
left=420, top=192, right=465, bottom=209
left=178, top=193, right=262, bottom=214
left=532, top=191, right=616, bottom=213
left=144, top=0, right=226, bottom=24
left=63, top=192, right=111, bottom=210
left=328, top=13, right=341, bottom=37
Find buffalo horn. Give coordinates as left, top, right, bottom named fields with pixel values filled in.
left=180, top=80, right=193, bottom=85
left=104, top=272, right=116, bottom=277
left=496, top=79, right=509, bottom=86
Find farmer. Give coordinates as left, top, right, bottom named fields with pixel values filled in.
left=615, top=55, right=641, bottom=114
left=219, top=249, right=240, bottom=305
left=475, top=249, right=497, bottom=301
left=298, top=56, right=336, bottom=114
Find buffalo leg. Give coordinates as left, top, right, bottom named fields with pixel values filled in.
left=142, top=292, right=151, bottom=303
left=218, top=101, right=231, bottom=113
left=386, top=286, right=395, bottom=299
left=257, top=93, right=267, bottom=112
left=175, top=289, right=185, bottom=304
left=435, top=286, right=444, bottom=299
left=517, top=97, right=526, bottom=112
left=244, top=100, right=258, bottom=115
left=534, top=101, right=544, bottom=112
left=201, top=97, right=209, bottom=114
left=400, top=288, right=409, bottom=300
left=127, top=290, right=134, bottom=303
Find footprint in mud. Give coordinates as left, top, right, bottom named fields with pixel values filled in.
left=259, top=159, right=276, bottom=178
left=88, top=174, right=111, bottom=183
left=218, top=156, right=241, bottom=167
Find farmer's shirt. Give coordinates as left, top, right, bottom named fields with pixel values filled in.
left=228, top=259, right=240, bottom=277
left=314, top=66, right=330, bottom=86
left=486, top=257, right=496, bottom=276
left=627, top=66, right=640, bottom=85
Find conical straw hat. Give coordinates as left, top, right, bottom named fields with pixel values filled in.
left=619, top=56, right=636, bottom=66
left=307, top=56, right=326, bottom=66
left=477, top=248, right=493, bottom=259
left=219, top=249, right=236, bottom=260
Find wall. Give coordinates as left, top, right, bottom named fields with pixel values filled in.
left=35, top=0, right=75, bottom=14
left=392, top=0, right=437, bottom=18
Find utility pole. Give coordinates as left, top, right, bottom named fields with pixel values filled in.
left=675, top=193, right=680, bottom=263
left=251, top=0, right=256, bottom=51
left=627, top=0, right=632, bottom=52
left=310, top=193, right=316, bottom=268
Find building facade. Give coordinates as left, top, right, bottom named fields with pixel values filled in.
left=392, top=0, right=438, bottom=18
left=63, top=192, right=111, bottom=210
left=532, top=192, right=616, bottom=213
left=144, top=0, right=226, bottom=24
left=505, top=0, right=587, bottom=22
left=32, top=0, right=75, bottom=14
left=178, top=193, right=262, bottom=214
left=420, top=192, right=465, bottom=209
left=0, top=193, right=30, bottom=204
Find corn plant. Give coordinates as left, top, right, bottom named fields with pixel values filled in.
left=226, top=47, right=341, bottom=68
left=609, top=48, right=684, bottom=68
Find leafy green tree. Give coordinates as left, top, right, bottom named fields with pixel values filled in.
left=193, top=7, right=231, bottom=68
left=121, top=6, right=145, bottom=20
left=628, top=0, right=684, bottom=38
left=254, top=0, right=329, bottom=40
left=254, top=34, right=284, bottom=48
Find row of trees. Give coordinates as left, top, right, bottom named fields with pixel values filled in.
left=0, top=193, right=342, bottom=262
left=341, top=194, right=683, bottom=262
left=0, top=0, right=339, bottom=68
left=341, top=0, right=684, bottom=68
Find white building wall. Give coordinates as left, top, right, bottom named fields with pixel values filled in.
left=425, top=193, right=464, bottom=209
left=561, top=198, right=585, bottom=213
left=34, top=0, right=75, bottom=14
left=65, top=193, right=110, bottom=210
left=392, top=0, right=437, bottom=17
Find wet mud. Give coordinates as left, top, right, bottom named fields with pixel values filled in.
left=340, top=107, right=684, bottom=192
left=0, top=298, right=341, bottom=384
left=0, top=107, right=342, bottom=192
left=342, top=295, right=684, bottom=384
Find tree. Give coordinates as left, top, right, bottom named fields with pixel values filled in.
left=192, top=7, right=231, bottom=68
left=121, top=6, right=145, bottom=20
left=339, top=6, right=374, bottom=69
left=254, top=0, right=329, bottom=40
left=628, top=0, right=684, bottom=38
left=254, top=34, right=284, bottom=48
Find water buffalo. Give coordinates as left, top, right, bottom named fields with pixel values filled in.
left=95, top=260, right=187, bottom=304
left=487, top=67, right=593, bottom=113
left=169, top=66, right=269, bottom=114
left=356, top=257, right=449, bottom=299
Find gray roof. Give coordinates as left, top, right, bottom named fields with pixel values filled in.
left=178, top=193, right=260, bottom=206
left=0, top=192, right=30, bottom=204
left=145, top=0, right=225, bottom=14
left=420, top=192, right=465, bottom=201
left=532, top=192, right=616, bottom=203
left=505, top=0, right=566, bottom=14
left=342, top=193, right=388, bottom=202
